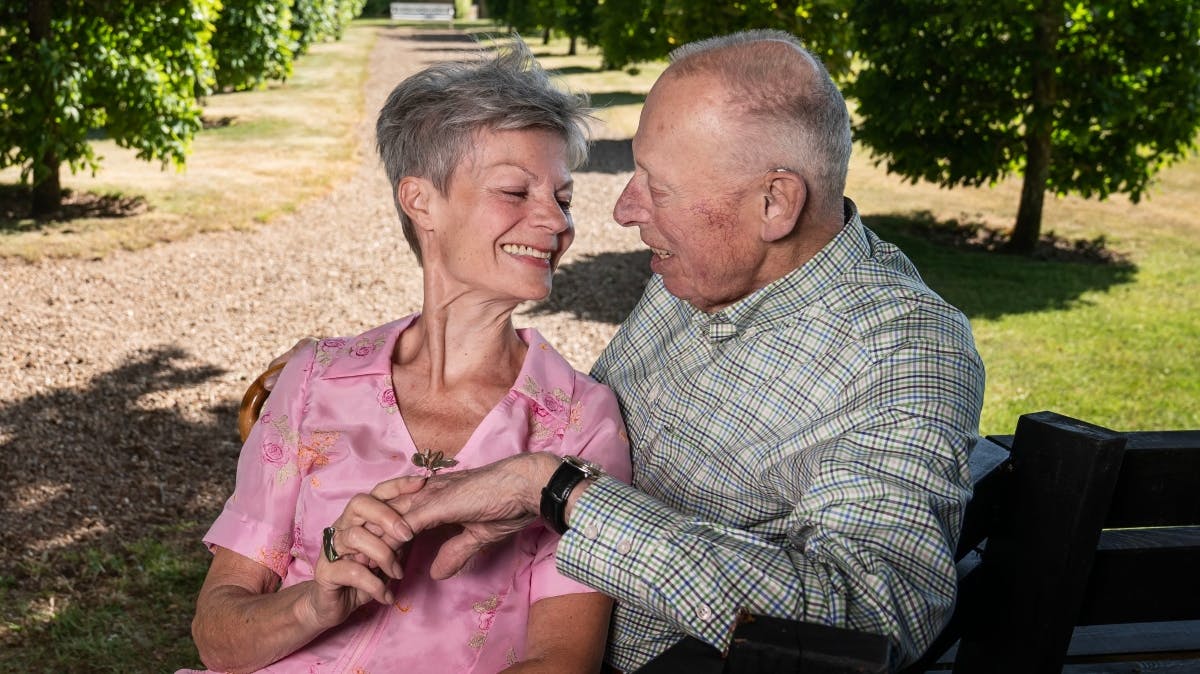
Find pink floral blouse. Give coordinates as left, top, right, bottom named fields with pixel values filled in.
left=185, top=316, right=632, bottom=673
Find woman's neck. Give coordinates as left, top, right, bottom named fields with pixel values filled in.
left=398, top=296, right=526, bottom=394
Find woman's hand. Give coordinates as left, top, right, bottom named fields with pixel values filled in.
left=306, top=478, right=424, bottom=628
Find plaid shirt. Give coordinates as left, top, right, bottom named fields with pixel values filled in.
left=558, top=200, right=986, bottom=671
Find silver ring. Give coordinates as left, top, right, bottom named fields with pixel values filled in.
left=322, top=526, right=340, bottom=563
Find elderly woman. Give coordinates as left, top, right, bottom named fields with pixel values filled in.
left=184, top=40, right=631, bottom=673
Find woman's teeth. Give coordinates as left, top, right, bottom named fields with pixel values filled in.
left=501, top=244, right=551, bottom=259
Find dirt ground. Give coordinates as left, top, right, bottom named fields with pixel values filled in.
left=0, top=25, right=650, bottom=579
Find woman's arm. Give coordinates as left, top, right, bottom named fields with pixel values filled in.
left=506, top=592, right=613, bottom=673
left=192, top=547, right=331, bottom=673
left=193, top=482, right=418, bottom=672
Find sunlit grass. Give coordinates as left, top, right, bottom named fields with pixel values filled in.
left=0, top=523, right=210, bottom=671
left=0, top=24, right=376, bottom=261
left=847, top=146, right=1200, bottom=434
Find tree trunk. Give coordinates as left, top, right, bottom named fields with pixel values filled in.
left=542, top=26, right=550, bottom=45
left=32, top=150, right=62, bottom=218
left=1009, top=3, right=1061, bottom=254
left=568, top=34, right=577, bottom=56
left=28, top=0, right=62, bottom=217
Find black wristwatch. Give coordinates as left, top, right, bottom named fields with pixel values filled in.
left=540, top=455, right=604, bottom=534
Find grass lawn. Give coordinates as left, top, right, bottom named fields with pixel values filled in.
left=1, top=21, right=1197, bottom=673
left=0, top=22, right=377, bottom=261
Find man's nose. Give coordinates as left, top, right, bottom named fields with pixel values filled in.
left=612, top=178, right=646, bottom=228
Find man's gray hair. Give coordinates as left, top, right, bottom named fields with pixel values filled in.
left=668, top=29, right=852, bottom=204
left=376, top=37, right=591, bottom=264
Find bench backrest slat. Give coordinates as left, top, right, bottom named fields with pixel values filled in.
left=952, top=411, right=1127, bottom=673
left=1104, top=431, right=1200, bottom=528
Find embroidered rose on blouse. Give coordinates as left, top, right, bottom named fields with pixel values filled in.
left=290, top=521, right=304, bottom=558
left=469, top=595, right=502, bottom=649
left=297, top=430, right=341, bottom=473
left=256, top=535, right=291, bottom=577
left=521, top=376, right=583, bottom=441
left=314, top=338, right=347, bottom=366
left=541, top=393, right=563, bottom=414
left=377, top=387, right=398, bottom=413
left=261, top=442, right=286, bottom=465
left=350, top=336, right=385, bottom=358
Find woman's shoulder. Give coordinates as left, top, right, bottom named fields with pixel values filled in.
left=310, top=315, right=416, bottom=374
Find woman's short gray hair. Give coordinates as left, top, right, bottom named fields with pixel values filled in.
left=376, top=37, right=591, bottom=264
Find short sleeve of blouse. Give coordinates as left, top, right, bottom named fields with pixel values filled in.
left=203, top=344, right=316, bottom=578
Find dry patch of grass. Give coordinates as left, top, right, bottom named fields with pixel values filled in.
left=0, top=25, right=376, bottom=261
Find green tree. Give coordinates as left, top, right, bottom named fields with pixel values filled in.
left=850, top=0, right=1200, bottom=253
left=595, top=0, right=853, bottom=75
left=595, top=0, right=669, bottom=69
left=555, top=0, right=599, bottom=55
left=0, top=0, right=218, bottom=216
left=292, top=0, right=365, bottom=55
left=212, top=0, right=295, bottom=92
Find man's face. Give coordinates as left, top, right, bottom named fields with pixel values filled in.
left=613, top=72, right=767, bottom=313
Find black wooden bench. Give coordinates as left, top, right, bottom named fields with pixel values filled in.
left=642, top=411, right=1200, bottom=672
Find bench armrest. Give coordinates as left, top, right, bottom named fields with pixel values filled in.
left=639, top=614, right=890, bottom=673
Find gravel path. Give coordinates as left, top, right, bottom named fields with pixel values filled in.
left=0, top=26, right=649, bottom=575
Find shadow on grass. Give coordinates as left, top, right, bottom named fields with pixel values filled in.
left=529, top=250, right=654, bottom=324
left=548, top=65, right=605, bottom=76
left=864, top=211, right=1138, bottom=320
left=589, top=91, right=647, bottom=108
left=527, top=212, right=1137, bottom=326
left=0, top=183, right=149, bottom=234
left=0, top=346, right=238, bottom=671
left=580, top=139, right=634, bottom=174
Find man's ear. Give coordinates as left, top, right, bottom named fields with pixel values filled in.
left=398, top=176, right=435, bottom=231
left=760, top=171, right=806, bottom=242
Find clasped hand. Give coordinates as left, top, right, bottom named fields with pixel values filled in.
left=314, top=453, right=545, bottom=624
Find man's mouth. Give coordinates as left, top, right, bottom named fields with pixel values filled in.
left=501, top=244, right=553, bottom=260
left=650, top=247, right=673, bottom=259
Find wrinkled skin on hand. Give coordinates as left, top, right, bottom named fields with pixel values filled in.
left=383, top=453, right=553, bottom=580
left=307, top=478, right=422, bottom=627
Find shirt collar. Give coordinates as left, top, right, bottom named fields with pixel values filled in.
left=316, top=315, right=577, bottom=400
left=690, top=198, right=870, bottom=342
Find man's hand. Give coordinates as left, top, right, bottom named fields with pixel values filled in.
left=386, top=453, right=560, bottom=580
left=263, top=337, right=317, bottom=391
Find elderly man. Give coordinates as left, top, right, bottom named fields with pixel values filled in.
left=311, top=29, right=983, bottom=671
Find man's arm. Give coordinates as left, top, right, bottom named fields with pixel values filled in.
left=561, top=333, right=984, bottom=669
left=557, top=424, right=972, bottom=667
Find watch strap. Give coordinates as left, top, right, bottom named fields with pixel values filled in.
left=540, top=457, right=593, bottom=534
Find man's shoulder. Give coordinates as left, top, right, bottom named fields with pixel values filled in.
left=592, top=276, right=689, bottom=381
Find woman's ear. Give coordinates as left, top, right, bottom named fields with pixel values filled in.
left=398, top=176, right=435, bottom=231
left=760, top=171, right=806, bottom=242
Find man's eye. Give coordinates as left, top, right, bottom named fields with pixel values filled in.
left=502, top=190, right=527, bottom=199
left=557, top=199, right=572, bottom=212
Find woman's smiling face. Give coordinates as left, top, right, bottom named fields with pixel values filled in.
left=423, top=127, right=575, bottom=304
